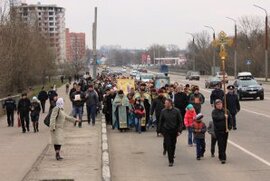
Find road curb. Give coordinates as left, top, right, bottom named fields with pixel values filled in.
left=101, top=116, right=111, bottom=181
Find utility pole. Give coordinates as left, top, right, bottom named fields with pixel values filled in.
left=92, top=7, right=97, bottom=79
left=186, top=32, right=196, bottom=71
left=205, top=25, right=216, bottom=75
left=226, top=17, right=238, bottom=79
left=254, top=4, right=268, bottom=81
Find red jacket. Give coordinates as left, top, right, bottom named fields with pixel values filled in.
left=184, top=109, right=196, bottom=127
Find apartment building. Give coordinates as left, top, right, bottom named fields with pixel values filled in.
left=66, top=28, right=86, bottom=62
left=14, top=2, right=66, bottom=63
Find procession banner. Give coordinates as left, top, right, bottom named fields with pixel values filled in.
left=117, top=79, right=135, bottom=95
left=155, top=78, right=170, bottom=89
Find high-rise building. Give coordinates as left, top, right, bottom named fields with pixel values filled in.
left=66, top=28, right=86, bottom=62
left=13, top=2, right=66, bottom=63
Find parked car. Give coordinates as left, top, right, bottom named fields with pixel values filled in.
left=233, top=78, right=264, bottom=100
left=121, top=67, right=127, bottom=73
left=205, top=77, right=222, bottom=89
left=138, top=68, right=148, bottom=73
left=130, top=70, right=138, bottom=77
left=237, top=72, right=254, bottom=80
left=215, top=71, right=229, bottom=83
left=186, top=71, right=200, bottom=81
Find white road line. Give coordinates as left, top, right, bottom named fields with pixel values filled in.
left=241, top=108, right=270, bottom=119
left=228, top=140, right=270, bottom=167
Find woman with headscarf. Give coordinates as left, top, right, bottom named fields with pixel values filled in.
left=30, top=97, right=42, bottom=132
left=50, top=98, right=80, bottom=160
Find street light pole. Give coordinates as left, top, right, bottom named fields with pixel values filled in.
left=254, top=4, right=268, bottom=81
left=226, top=17, right=238, bottom=79
left=92, top=7, right=98, bottom=79
left=186, top=32, right=196, bottom=71
left=204, top=25, right=216, bottom=75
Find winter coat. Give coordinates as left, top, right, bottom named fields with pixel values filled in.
left=150, top=95, right=165, bottom=119
left=50, top=107, right=77, bottom=145
left=184, top=109, right=196, bottom=128
left=226, top=93, right=240, bottom=114
left=212, top=108, right=232, bottom=133
left=85, top=90, right=99, bottom=107
left=18, top=98, right=31, bottom=114
left=192, top=121, right=206, bottom=139
left=189, top=93, right=205, bottom=114
left=3, top=98, right=16, bottom=111
left=71, top=91, right=85, bottom=107
left=30, top=102, right=41, bottom=117
left=174, top=92, right=188, bottom=112
left=158, top=107, right=183, bottom=133
left=207, top=120, right=216, bottom=138
left=48, top=90, right=57, bottom=101
left=210, top=89, right=224, bottom=105
left=38, top=90, right=48, bottom=102
left=134, top=103, right=145, bottom=119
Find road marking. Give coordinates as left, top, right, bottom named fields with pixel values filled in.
left=241, top=108, right=270, bottom=119
left=228, top=140, right=270, bottom=167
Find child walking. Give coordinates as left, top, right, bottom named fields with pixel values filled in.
left=30, top=97, right=42, bottom=132
left=192, top=113, right=206, bottom=160
left=184, top=104, right=197, bottom=146
left=133, top=98, right=145, bottom=134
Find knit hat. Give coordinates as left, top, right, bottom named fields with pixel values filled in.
left=195, top=113, right=204, bottom=121
left=215, top=99, right=223, bottom=105
left=32, top=96, right=38, bottom=102
left=186, top=104, right=194, bottom=110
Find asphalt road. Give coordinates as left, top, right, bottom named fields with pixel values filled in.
left=108, top=68, right=270, bottom=181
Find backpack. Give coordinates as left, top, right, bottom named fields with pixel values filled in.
left=44, top=107, right=60, bottom=127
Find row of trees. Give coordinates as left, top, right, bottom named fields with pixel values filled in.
left=186, top=16, right=268, bottom=76
left=0, top=3, right=56, bottom=97
left=101, top=44, right=184, bottom=66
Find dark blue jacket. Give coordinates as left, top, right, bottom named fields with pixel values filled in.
left=226, top=93, right=240, bottom=114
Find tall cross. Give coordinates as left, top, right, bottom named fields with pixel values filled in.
left=213, top=31, right=234, bottom=60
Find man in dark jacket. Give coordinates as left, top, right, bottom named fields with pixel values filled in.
left=48, top=87, right=57, bottom=107
left=226, top=85, right=240, bottom=130
left=17, top=93, right=31, bottom=133
left=71, top=85, right=85, bottom=127
left=151, top=89, right=166, bottom=135
left=158, top=99, right=183, bottom=167
left=103, top=88, right=116, bottom=125
left=212, top=99, right=232, bottom=164
left=189, top=86, right=205, bottom=114
left=85, top=85, right=99, bottom=126
left=174, top=86, right=188, bottom=128
left=210, top=83, right=224, bottom=107
left=3, top=95, right=16, bottom=127
left=38, top=86, right=48, bottom=113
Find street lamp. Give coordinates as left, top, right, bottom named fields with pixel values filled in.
left=254, top=4, right=268, bottom=81
left=226, top=17, right=238, bottom=79
left=204, top=25, right=216, bottom=75
left=186, top=32, right=196, bottom=71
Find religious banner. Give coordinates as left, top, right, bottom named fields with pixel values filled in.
left=116, top=78, right=135, bottom=95
left=155, top=77, right=170, bottom=89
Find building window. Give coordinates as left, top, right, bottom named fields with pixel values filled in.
left=49, top=22, right=54, bottom=26
left=49, top=12, right=54, bottom=15
left=49, top=17, right=54, bottom=21
left=50, top=28, right=54, bottom=31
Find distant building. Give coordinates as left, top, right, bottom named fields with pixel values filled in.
left=66, top=28, right=86, bottom=62
left=13, top=2, right=66, bottom=63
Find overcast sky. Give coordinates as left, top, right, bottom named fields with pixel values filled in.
left=26, top=0, right=270, bottom=49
